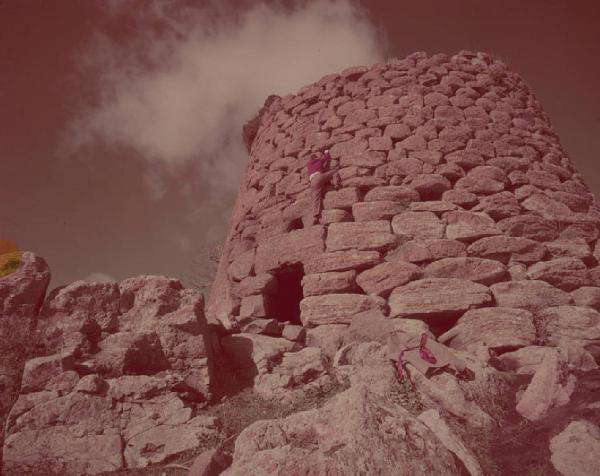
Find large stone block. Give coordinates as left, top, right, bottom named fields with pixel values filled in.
left=439, top=307, right=535, bottom=352
left=326, top=221, right=397, bottom=252
left=392, top=211, right=445, bottom=239
left=446, top=211, right=501, bottom=242
left=255, top=225, right=326, bottom=274
left=490, top=280, right=573, bottom=312
left=300, top=294, right=385, bottom=326
left=303, top=250, right=381, bottom=274
left=388, top=278, right=492, bottom=319
left=356, top=261, right=421, bottom=297
left=424, top=257, right=507, bottom=285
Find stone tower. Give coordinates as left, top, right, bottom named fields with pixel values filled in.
left=208, top=50, right=600, bottom=358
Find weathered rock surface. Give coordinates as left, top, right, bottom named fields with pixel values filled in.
left=0, top=252, right=50, bottom=319
left=550, top=420, right=600, bottom=476
left=222, top=385, right=463, bottom=476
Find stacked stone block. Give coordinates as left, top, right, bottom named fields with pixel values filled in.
left=208, top=50, right=600, bottom=362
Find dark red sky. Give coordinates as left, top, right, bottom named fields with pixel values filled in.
left=1, top=0, right=599, bottom=292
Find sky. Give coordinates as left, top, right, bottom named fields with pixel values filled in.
left=1, top=0, right=599, bottom=293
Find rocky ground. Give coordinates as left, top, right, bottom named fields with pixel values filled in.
left=3, top=50, right=600, bottom=475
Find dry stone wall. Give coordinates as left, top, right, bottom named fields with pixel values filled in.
left=208, top=50, right=600, bottom=365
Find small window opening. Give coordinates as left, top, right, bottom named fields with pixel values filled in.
left=270, top=263, right=304, bottom=326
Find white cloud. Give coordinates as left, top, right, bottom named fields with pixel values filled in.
left=64, top=0, right=385, bottom=199
left=81, top=272, right=118, bottom=283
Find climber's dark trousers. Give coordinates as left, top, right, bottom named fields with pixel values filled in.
left=309, top=170, right=340, bottom=225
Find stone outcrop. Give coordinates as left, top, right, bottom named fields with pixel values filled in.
left=1, top=272, right=216, bottom=475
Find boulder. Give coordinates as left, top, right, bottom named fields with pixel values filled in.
left=389, top=278, right=492, bottom=319
left=39, top=280, right=121, bottom=340
left=527, top=257, right=591, bottom=291
left=423, top=257, right=507, bottom=285
left=326, top=221, right=397, bottom=252
left=446, top=211, right=501, bottom=242
left=356, top=261, right=421, bottom=297
left=0, top=251, right=50, bottom=319
left=300, top=294, right=385, bottom=326
left=490, top=280, right=573, bottom=312
left=516, top=349, right=576, bottom=421
left=301, top=270, right=357, bottom=296
left=439, top=307, right=535, bottom=352
left=550, top=420, right=600, bottom=476
left=221, top=385, right=463, bottom=476
left=467, top=236, right=546, bottom=264
left=391, top=211, right=445, bottom=239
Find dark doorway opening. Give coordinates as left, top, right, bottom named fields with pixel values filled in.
left=271, top=263, right=304, bottom=326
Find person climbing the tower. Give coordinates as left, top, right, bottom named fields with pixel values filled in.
left=307, top=149, right=341, bottom=225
